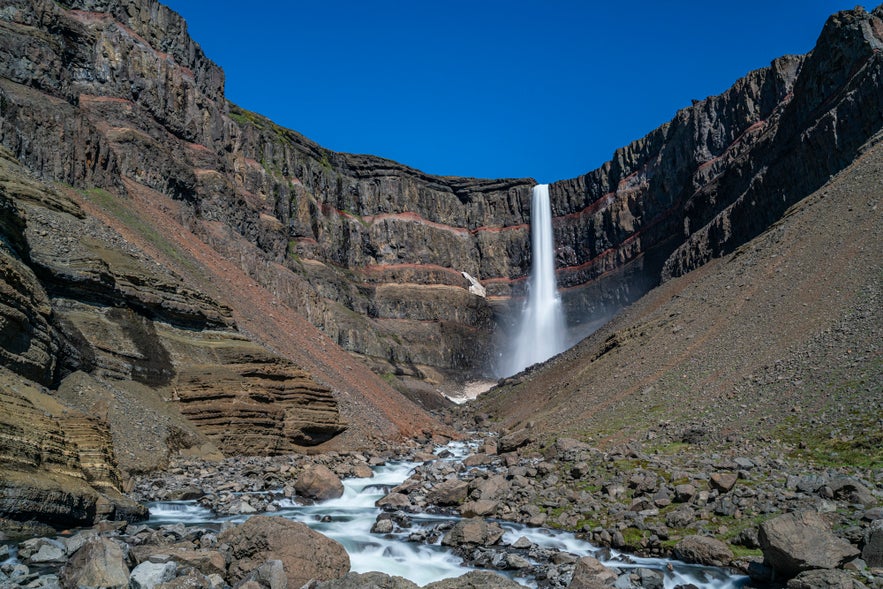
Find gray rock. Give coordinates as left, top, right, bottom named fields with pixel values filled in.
left=246, top=559, right=286, bottom=589
left=371, top=519, right=394, bottom=534
left=129, top=561, right=177, bottom=589
left=25, top=539, right=67, bottom=564
left=785, top=568, right=868, bottom=588
left=312, top=571, right=419, bottom=589
left=425, top=571, right=524, bottom=589
left=759, top=511, right=861, bottom=579
left=60, top=539, right=130, bottom=589
left=861, top=519, right=883, bottom=567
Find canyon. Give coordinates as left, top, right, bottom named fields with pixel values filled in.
left=0, top=0, right=880, bottom=553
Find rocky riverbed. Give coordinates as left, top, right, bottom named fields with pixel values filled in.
left=1, top=434, right=881, bottom=589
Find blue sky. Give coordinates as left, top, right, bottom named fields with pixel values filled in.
left=164, top=1, right=868, bottom=183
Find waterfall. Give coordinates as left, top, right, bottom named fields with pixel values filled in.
left=500, top=184, right=567, bottom=377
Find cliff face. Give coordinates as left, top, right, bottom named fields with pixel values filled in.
left=2, top=1, right=880, bottom=392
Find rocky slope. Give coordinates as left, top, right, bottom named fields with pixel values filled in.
left=471, top=129, right=883, bottom=464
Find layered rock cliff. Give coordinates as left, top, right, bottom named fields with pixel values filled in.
left=3, top=1, right=880, bottom=393
left=0, top=0, right=881, bottom=520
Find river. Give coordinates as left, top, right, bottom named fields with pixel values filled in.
left=148, top=442, right=749, bottom=588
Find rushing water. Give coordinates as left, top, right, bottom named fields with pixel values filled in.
left=147, top=442, right=748, bottom=588
left=500, top=184, right=567, bottom=377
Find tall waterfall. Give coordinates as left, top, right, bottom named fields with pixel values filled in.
left=500, top=184, right=567, bottom=377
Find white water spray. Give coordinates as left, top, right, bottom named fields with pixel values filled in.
left=501, top=184, right=567, bottom=377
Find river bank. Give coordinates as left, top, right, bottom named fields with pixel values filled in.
left=2, top=433, right=880, bottom=588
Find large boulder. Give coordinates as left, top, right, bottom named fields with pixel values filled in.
left=60, top=538, right=130, bottom=589
left=567, top=556, right=617, bottom=589
left=673, top=535, right=734, bottom=567
left=218, top=515, right=350, bottom=588
left=758, top=511, right=860, bottom=579
left=295, top=464, right=345, bottom=500
left=440, top=518, right=504, bottom=547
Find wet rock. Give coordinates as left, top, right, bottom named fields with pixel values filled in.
left=371, top=518, right=394, bottom=534
left=441, top=518, right=504, bottom=547
left=295, top=464, right=344, bottom=500
left=60, top=538, right=130, bottom=589
left=672, top=535, right=733, bottom=567
left=567, top=556, right=617, bottom=588
left=219, top=515, right=349, bottom=588
left=758, top=510, right=861, bottom=579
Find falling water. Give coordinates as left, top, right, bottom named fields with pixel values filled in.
left=501, top=184, right=567, bottom=377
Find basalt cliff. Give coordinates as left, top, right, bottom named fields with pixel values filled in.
left=0, top=0, right=881, bottom=529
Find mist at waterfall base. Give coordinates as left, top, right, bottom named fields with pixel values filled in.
left=498, top=184, right=568, bottom=378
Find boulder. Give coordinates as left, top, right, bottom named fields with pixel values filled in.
left=498, top=429, right=532, bottom=454
left=424, top=571, right=524, bottom=589
left=759, top=511, right=860, bottom=578
left=427, top=479, right=469, bottom=506
left=785, top=568, right=868, bottom=588
left=441, top=518, right=504, bottom=547
left=130, top=561, right=178, bottom=589
left=312, top=571, right=419, bottom=589
left=862, top=519, right=883, bottom=567
left=218, top=515, right=349, bottom=588
left=709, top=473, right=738, bottom=493
left=567, top=556, right=617, bottom=589
left=60, top=538, right=130, bottom=589
left=459, top=500, right=498, bottom=517
left=295, top=464, right=344, bottom=500
left=673, top=535, right=734, bottom=567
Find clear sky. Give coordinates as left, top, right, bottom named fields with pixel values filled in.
left=163, top=1, right=869, bottom=184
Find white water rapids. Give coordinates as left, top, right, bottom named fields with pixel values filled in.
left=147, top=442, right=748, bottom=588
left=500, top=184, right=568, bottom=377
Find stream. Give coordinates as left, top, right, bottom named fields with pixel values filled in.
left=147, top=442, right=749, bottom=588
